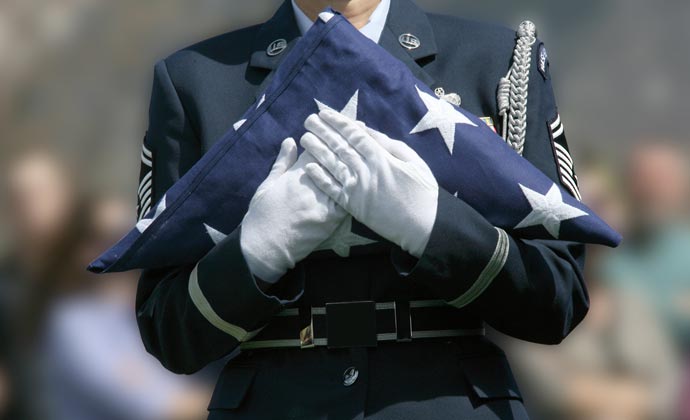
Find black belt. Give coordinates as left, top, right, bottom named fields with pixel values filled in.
left=240, top=300, right=484, bottom=350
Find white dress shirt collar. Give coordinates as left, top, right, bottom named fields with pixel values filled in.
left=291, top=0, right=391, bottom=44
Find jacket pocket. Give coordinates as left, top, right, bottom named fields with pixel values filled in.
left=208, top=364, right=256, bottom=411
left=460, top=354, right=522, bottom=403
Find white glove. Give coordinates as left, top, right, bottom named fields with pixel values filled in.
left=240, top=137, right=347, bottom=283
left=301, top=109, right=439, bottom=258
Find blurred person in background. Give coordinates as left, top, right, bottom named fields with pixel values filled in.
left=0, top=149, right=88, bottom=420
left=601, top=141, right=690, bottom=418
left=0, top=322, right=10, bottom=420
left=603, top=141, right=690, bottom=350
left=502, top=159, right=682, bottom=420
left=1, top=149, right=87, bottom=340
left=38, top=196, right=212, bottom=420
left=1, top=150, right=212, bottom=420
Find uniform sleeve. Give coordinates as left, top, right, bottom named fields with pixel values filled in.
left=135, top=60, right=301, bottom=375
left=391, top=40, right=589, bottom=345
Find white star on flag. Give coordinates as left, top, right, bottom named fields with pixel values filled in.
left=515, top=183, right=588, bottom=238
left=136, top=195, right=166, bottom=233
left=315, top=90, right=359, bottom=119
left=256, top=94, right=266, bottom=108
left=204, top=223, right=228, bottom=245
left=233, top=119, right=246, bottom=130
left=233, top=94, right=268, bottom=131
left=410, top=85, right=476, bottom=154
left=315, top=216, right=376, bottom=257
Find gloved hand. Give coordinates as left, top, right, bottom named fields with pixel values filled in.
left=240, top=137, right=347, bottom=283
left=301, top=109, right=439, bottom=258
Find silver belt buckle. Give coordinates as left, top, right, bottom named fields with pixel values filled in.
left=326, top=301, right=378, bottom=348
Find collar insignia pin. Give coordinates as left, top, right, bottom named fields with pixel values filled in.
left=398, top=33, right=420, bottom=50
left=266, top=38, right=287, bottom=57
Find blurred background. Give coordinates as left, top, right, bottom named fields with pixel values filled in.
left=0, top=0, right=689, bottom=419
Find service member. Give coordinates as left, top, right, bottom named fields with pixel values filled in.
left=135, top=0, right=587, bottom=418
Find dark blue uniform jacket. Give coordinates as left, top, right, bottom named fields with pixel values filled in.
left=135, top=1, right=588, bottom=418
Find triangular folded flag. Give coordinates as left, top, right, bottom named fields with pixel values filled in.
left=89, top=11, right=621, bottom=273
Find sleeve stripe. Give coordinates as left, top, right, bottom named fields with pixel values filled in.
left=188, top=266, right=261, bottom=342
left=560, top=170, right=578, bottom=190
left=142, top=143, right=153, bottom=159
left=557, top=159, right=574, bottom=176
left=138, top=179, right=152, bottom=199
left=137, top=171, right=152, bottom=196
left=555, top=147, right=573, bottom=164
left=136, top=140, right=153, bottom=221
left=553, top=142, right=573, bottom=164
left=560, top=173, right=582, bottom=201
left=447, top=228, right=509, bottom=309
left=549, top=115, right=581, bottom=200
left=560, top=172, right=582, bottom=200
left=550, top=114, right=561, bottom=131
left=138, top=197, right=152, bottom=221
left=138, top=188, right=152, bottom=209
left=138, top=182, right=152, bottom=203
left=140, top=152, right=152, bottom=167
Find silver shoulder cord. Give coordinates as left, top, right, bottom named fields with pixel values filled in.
left=497, top=21, right=537, bottom=156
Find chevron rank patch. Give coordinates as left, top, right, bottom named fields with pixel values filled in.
left=136, top=135, right=154, bottom=221
left=549, top=114, right=581, bottom=201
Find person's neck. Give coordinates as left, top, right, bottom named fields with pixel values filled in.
left=294, top=0, right=381, bottom=29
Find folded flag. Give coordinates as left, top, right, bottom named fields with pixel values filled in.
left=89, top=11, right=621, bottom=273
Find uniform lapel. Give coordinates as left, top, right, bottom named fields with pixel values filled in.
left=379, top=0, right=438, bottom=87
left=248, top=0, right=302, bottom=100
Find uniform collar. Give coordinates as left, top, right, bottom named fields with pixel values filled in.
left=381, top=0, right=437, bottom=62
left=249, top=0, right=302, bottom=71
left=377, top=0, right=438, bottom=86
left=249, top=0, right=438, bottom=91
left=290, top=0, right=391, bottom=44
left=250, top=0, right=438, bottom=70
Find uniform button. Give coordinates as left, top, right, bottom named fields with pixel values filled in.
left=342, top=367, right=359, bottom=387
